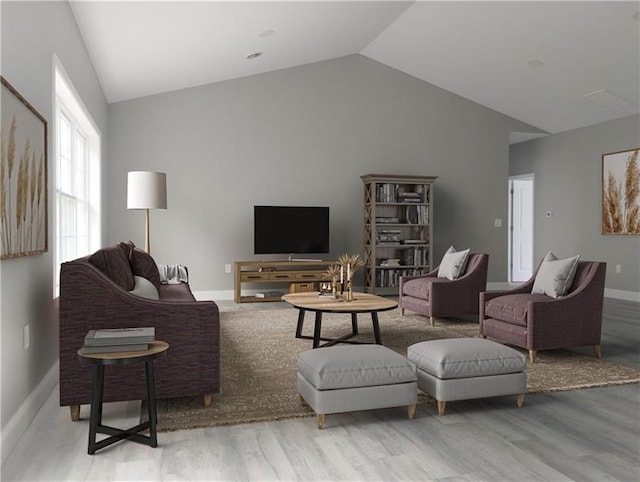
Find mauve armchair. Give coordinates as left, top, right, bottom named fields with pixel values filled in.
left=480, top=261, right=606, bottom=363
left=399, top=253, right=489, bottom=326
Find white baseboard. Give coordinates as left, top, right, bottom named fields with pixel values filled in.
left=202, top=285, right=512, bottom=301
left=194, top=290, right=233, bottom=301
left=195, top=286, right=366, bottom=301
left=197, top=286, right=640, bottom=303
left=604, top=289, right=640, bottom=302
left=1, top=361, right=59, bottom=464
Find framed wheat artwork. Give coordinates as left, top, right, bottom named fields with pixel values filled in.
left=602, top=147, right=640, bottom=235
left=1, top=76, right=48, bottom=259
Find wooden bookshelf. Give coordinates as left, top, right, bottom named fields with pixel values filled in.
left=361, top=174, right=437, bottom=295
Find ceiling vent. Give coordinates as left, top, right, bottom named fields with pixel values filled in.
left=581, top=89, right=633, bottom=109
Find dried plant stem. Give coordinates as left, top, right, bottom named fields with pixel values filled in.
left=326, top=265, right=341, bottom=282
left=28, top=149, right=37, bottom=248
left=623, top=150, right=639, bottom=233
left=1, top=116, right=18, bottom=254
left=16, top=139, right=31, bottom=252
left=603, top=149, right=640, bottom=234
left=1, top=125, right=7, bottom=254
left=36, top=154, right=44, bottom=246
left=603, top=172, right=623, bottom=233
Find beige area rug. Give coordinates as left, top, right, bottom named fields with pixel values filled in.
left=146, top=308, right=640, bottom=432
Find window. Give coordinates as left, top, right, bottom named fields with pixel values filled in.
left=54, top=62, right=101, bottom=295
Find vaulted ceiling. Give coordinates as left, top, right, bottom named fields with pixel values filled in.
left=70, top=1, right=640, bottom=136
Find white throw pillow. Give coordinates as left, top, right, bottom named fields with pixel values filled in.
left=437, top=246, right=470, bottom=280
left=130, top=275, right=160, bottom=300
left=531, top=251, right=580, bottom=298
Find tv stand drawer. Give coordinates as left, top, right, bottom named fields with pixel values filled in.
left=241, top=272, right=270, bottom=281
left=271, top=273, right=295, bottom=281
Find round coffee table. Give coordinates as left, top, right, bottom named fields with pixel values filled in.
left=77, top=341, right=169, bottom=455
left=282, top=292, right=398, bottom=348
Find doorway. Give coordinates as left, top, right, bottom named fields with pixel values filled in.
left=509, top=174, right=534, bottom=283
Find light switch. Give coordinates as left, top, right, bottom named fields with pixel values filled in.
left=494, top=219, right=502, bottom=228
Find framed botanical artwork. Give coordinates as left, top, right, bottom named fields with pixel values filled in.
left=1, top=76, right=48, bottom=259
left=602, top=147, right=640, bottom=235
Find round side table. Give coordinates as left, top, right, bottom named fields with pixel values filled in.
left=77, top=340, right=169, bottom=455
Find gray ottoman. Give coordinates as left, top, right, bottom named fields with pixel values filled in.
left=297, top=345, right=417, bottom=429
left=407, top=338, right=526, bottom=416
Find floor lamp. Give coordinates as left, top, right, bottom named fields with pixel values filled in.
left=127, top=171, right=167, bottom=253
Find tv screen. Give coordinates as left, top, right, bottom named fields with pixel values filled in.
left=254, top=206, right=330, bottom=255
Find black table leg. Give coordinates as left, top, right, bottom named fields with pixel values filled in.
left=371, top=312, right=383, bottom=345
left=145, top=360, right=158, bottom=447
left=88, top=364, right=104, bottom=455
left=313, top=312, right=323, bottom=348
left=351, top=313, right=359, bottom=336
left=86, top=361, right=160, bottom=454
left=295, top=309, right=306, bottom=338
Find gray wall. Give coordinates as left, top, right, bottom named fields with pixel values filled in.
left=510, top=114, right=640, bottom=294
left=1, top=0, right=108, bottom=443
left=107, top=54, right=538, bottom=292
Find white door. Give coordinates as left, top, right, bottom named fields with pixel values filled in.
left=509, top=176, right=534, bottom=282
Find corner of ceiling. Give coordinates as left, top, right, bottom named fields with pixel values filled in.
left=509, top=131, right=549, bottom=145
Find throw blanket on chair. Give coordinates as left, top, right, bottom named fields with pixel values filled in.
left=159, top=264, right=189, bottom=284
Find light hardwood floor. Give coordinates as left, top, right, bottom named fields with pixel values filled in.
left=2, top=298, right=639, bottom=481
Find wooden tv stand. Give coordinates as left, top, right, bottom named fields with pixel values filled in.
left=234, top=260, right=336, bottom=303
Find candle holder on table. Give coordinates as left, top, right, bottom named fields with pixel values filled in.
left=337, top=253, right=364, bottom=302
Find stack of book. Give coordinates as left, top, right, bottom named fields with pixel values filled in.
left=376, top=229, right=402, bottom=244
left=398, top=191, right=422, bottom=203
left=379, top=258, right=401, bottom=267
left=375, top=216, right=400, bottom=224
left=80, top=327, right=155, bottom=354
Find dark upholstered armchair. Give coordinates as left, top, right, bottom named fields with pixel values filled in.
left=480, top=261, right=606, bottom=363
left=399, top=253, right=489, bottom=326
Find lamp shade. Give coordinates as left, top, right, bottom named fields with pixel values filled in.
left=127, top=171, right=167, bottom=210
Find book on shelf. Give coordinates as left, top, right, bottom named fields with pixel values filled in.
left=403, top=250, right=414, bottom=265
left=375, top=267, right=428, bottom=288
left=377, top=232, right=401, bottom=243
left=376, top=183, right=399, bottom=203
left=379, top=258, right=401, bottom=267
left=398, top=192, right=423, bottom=204
left=84, top=327, right=155, bottom=347
left=79, top=344, right=150, bottom=355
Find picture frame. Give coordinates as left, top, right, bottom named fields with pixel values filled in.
left=1, top=76, right=48, bottom=259
left=601, top=147, right=640, bottom=235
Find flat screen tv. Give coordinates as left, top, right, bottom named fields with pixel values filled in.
left=254, top=205, right=330, bottom=256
